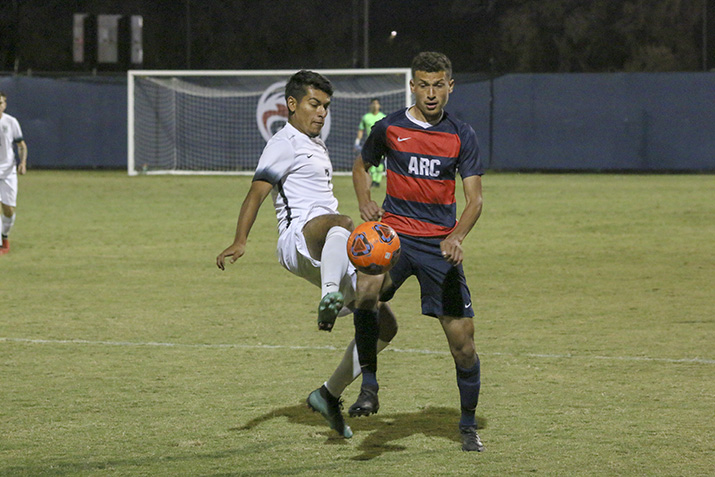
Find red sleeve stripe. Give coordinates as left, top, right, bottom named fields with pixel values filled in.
left=386, top=170, right=455, bottom=205
left=383, top=213, right=456, bottom=238
left=386, top=126, right=461, bottom=158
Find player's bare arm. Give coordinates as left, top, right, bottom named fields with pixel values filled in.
left=216, top=179, right=273, bottom=270
left=440, top=175, right=483, bottom=266
left=17, top=140, right=27, bottom=175
left=352, top=156, right=384, bottom=222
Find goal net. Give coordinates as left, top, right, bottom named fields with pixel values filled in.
left=127, top=69, right=411, bottom=175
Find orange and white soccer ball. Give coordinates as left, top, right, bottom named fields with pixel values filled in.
left=347, top=221, right=401, bottom=275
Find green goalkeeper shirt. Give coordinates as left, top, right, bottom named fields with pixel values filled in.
left=359, top=111, right=387, bottom=136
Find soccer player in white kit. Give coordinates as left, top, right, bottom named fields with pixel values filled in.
left=0, top=92, right=28, bottom=255
left=216, top=71, right=396, bottom=439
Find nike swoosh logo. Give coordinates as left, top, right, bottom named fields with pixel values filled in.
left=464, top=302, right=472, bottom=309
left=307, top=154, right=314, bottom=158
left=397, top=137, right=411, bottom=142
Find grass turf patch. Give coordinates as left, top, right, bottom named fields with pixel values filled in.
left=1, top=171, right=713, bottom=475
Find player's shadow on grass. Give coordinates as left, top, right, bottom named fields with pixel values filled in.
left=232, top=403, right=487, bottom=461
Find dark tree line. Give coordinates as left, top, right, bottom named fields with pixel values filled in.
left=491, top=0, right=708, bottom=72
left=1, top=0, right=713, bottom=73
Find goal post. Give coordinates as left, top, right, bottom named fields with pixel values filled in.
left=127, top=69, right=412, bottom=176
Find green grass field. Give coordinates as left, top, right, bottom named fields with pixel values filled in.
left=1, top=171, right=713, bottom=476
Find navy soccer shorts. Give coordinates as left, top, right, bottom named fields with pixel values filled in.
left=381, top=234, right=474, bottom=318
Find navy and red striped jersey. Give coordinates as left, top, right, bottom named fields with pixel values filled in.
left=362, top=108, right=483, bottom=238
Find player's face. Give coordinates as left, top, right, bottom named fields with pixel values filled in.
left=287, top=87, right=331, bottom=138
left=370, top=100, right=380, bottom=114
left=0, top=96, right=6, bottom=116
left=410, top=70, right=454, bottom=123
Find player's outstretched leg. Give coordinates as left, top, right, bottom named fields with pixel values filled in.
left=306, top=385, right=353, bottom=438
left=320, top=303, right=396, bottom=421
left=316, top=224, right=351, bottom=331
left=318, top=291, right=344, bottom=331
left=348, top=307, right=380, bottom=417
left=324, top=303, right=397, bottom=395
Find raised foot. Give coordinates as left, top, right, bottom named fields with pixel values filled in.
left=317, top=291, right=344, bottom=332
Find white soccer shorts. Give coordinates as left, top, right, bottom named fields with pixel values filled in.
left=276, top=204, right=357, bottom=308
left=0, top=171, right=18, bottom=207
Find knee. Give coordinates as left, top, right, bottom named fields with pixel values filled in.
left=355, top=273, right=383, bottom=309
left=1, top=205, right=14, bottom=217
left=336, top=215, right=354, bottom=232
left=451, top=341, right=477, bottom=369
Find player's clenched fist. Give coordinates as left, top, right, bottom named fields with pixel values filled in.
left=359, top=200, right=384, bottom=222
left=440, top=236, right=463, bottom=266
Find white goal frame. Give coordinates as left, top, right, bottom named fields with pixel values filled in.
left=127, top=68, right=412, bottom=176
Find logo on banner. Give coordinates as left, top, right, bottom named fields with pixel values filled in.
left=256, top=81, right=331, bottom=142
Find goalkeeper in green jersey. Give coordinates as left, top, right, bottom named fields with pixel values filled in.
left=353, top=98, right=386, bottom=188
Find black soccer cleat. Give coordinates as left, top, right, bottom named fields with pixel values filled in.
left=459, top=426, right=485, bottom=452
left=348, top=385, right=380, bottom=417
left=306, top=385, right=353, bottom=438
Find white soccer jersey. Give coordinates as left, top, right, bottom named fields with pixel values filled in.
left=0, top=113, right=23, bottom=176
left=253, top=122, right=339, bottom=233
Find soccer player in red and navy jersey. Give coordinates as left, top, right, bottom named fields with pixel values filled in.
left=350, top=52, right=485, bottom=452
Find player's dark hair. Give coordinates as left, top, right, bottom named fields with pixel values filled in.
left=0, top=91, right=6, bottom=100
left=370, top=97, right=380, bottom=103
left=411, top=51, right=453, bottom=79
left=285, top=70, right=333, bottom=109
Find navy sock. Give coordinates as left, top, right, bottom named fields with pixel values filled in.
left=353, top=308, right=379, bottom=388
left=456, top=358, right=481, bottom=428
left=361, top=371, right=378, bottom=389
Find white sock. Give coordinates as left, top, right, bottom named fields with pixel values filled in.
left=1, top=213, right=15, bottom=237
left=325, top=338, right=390, bottom=398
left=320, top=226, right=351, bottom=297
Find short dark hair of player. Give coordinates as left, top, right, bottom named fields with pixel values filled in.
left=370, top=97, right=380, bottom=103
left=285, top=70, right=334, bottom=105
left=411, top=51, right=453, bottom=80
left=0, top=91, right=6, bottom=100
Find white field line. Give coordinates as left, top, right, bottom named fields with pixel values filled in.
left=1, top=337, right=714, bottom=365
